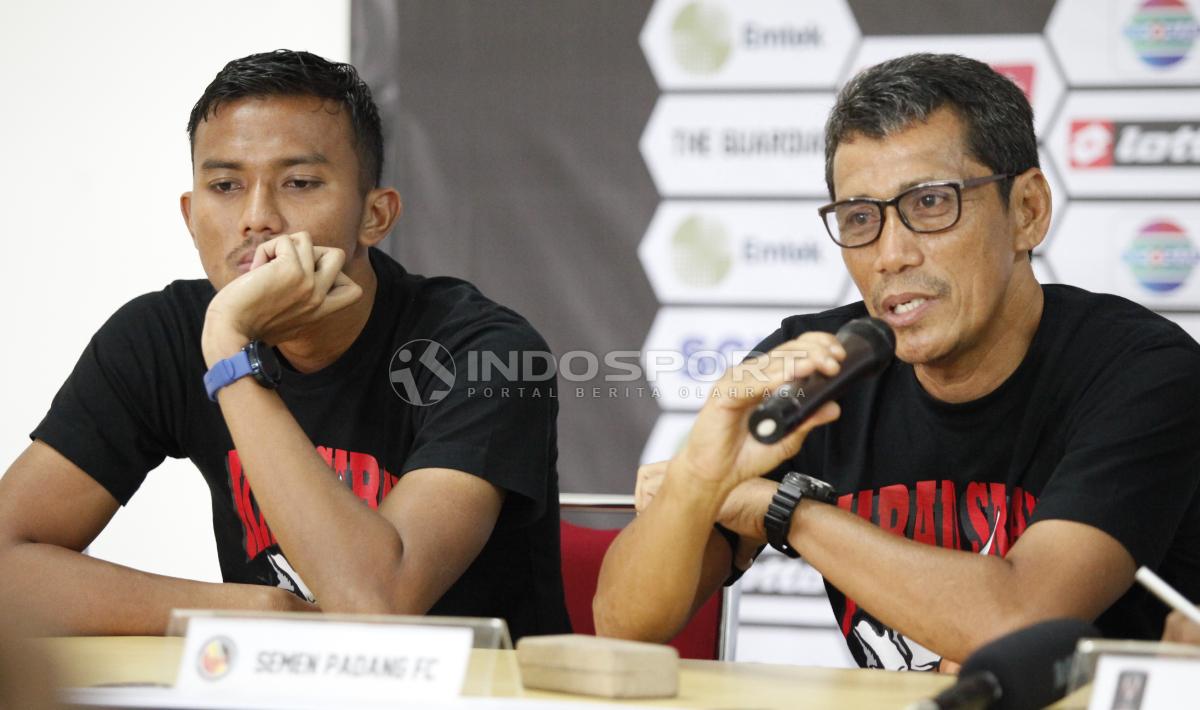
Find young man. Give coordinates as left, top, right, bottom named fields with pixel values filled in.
left=596, top=53, right=1200, bottom=670
left=0, top=50, right=570, bottom=641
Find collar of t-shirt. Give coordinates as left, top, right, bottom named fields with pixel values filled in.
left=271, top=247, right=406, bottom=395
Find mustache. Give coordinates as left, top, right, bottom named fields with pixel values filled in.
left=226, top=238, right=263, bottom=267
left=870, top=274, right=951, bottom=311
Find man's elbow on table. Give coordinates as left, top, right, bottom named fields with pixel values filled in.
left=592, top=582, right=684, bottom=644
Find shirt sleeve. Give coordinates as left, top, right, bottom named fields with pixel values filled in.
left=30, top=293, right=188, bottom=505
left=400, top=318, right=557, bottom=527
left=1029, top=337, right=1200, bottom=568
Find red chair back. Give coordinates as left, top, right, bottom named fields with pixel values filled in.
left=559, top=520, right=723, bottom=660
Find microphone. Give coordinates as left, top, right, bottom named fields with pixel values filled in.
left=748, top=317, right=894, bottom=444
left=909, top=618, right=1099, bottom=710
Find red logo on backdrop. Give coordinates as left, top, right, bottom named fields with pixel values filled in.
left=991, top=63, right=1035, bottom=102
left=1069, top=120, right=1116, bottom=168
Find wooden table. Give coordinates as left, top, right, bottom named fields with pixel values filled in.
left=41, top=636, right=962, bottom=709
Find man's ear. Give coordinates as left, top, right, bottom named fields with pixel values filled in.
left=1010, top=168, right=1051, bottom=255
left=180, top=192, right=197, bottom=247
left=358, top=188, right=402, bottom=249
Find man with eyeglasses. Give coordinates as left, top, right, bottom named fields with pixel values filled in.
left=595, top=53, right=1200, bottom=671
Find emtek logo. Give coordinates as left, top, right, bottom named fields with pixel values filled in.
left=671, top=214, right=732, bottom=287
left=671, top=1, right=733, bottom=75
left=1069, top=120, right=1200, bottom=168
left=1124, top=0, right=1200, bottom=68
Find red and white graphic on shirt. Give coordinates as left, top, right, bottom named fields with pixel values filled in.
left=834, top=480, right=1039, bottom=670
left=226, top=446, right=399, bottom=560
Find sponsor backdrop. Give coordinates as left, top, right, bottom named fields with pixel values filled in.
left=353, top=0, right=1200, bottom=667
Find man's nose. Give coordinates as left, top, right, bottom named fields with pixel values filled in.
left=873, top=205, right=923, bottom=274
left=239, top=182, right=285, bottom=239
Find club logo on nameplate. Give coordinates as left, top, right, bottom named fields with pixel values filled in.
left=197, top=636, right=235, bottom=681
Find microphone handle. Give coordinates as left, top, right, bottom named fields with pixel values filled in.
left=906, top=672, right=1001, bottom=710
left=749, top=334, right=878, bottom=445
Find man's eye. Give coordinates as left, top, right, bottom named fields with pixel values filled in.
left=839, top=207, right=878, bottom=230
left=285, top=179, right=322, bottom=189
left=211, top=181, right=238, bottom=193
left=910, top=188, right=954, bottom=210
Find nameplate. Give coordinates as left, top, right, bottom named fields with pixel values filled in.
left=1087, top=654, right=1200, bottom=710
left=175, top=615, right=472, bottom=702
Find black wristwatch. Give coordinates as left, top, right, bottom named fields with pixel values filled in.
left=764, top=472, right=837, bottom=558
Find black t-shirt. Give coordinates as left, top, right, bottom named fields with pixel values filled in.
left=32, top=248, right=571, bottom=641
left=754, top=284, right=1200, bottom=670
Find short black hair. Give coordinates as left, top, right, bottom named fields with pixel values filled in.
left=824, top=53, right=1038, bottom=205
left=187, top=49, right=383, bottom=191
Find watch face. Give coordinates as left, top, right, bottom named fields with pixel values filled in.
left=248, top=341, right=282, bottom=387
left=791, top=472, right=837, bottom=504
left=809, top=478, right=837, bottom=503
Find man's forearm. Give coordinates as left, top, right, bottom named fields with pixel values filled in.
left=0, top=541, right=304, bottom=635
left=789, top=501, right=1122, bottom=663
left=595, top=471, right=730, bottom=641
left=213, top=376, right=412, bottom=614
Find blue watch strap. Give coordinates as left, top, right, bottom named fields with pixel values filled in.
left=204, top=349, right=254, bottom=401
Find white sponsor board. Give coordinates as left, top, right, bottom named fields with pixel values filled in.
left=1033, top=257, right=1059, bottom=285
left=1039, top=148, right=1069, bottom=249
left=1166, top=313, right=1200, bottom=343
left=1047, top=0, right=1200, bottom=86
left=640, top=306, right=804, bottom=411
left=640, top=0, right=859, bottom=90
left=837, top=280, right=864, bottom=307
left=736, top=626, right=856, bottom=668
left=736, top=553, right=853, bottom=668
left=1045, top=90, right=1200, bottom=198
left=846, top=35, right=1065, bottom=136
left=1047, top=202, right=1200, bottom=308
left=640, top=412, right=697, bottom=464
left=639, top=201, right=848, bottom=306
left=640, top=93, right=835, bottom=197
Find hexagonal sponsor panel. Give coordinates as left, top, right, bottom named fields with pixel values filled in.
left=1037, top=147, right=1070, bottom=250
left=638, top=201, right=849, bottom=306
left=640, top=0, right=859, bottom=90
left=1045, top=89, right=1200, bottom=198
left=640, top=306, right=809, bottom=411
left=846, top=35, right=1066, bottom=137
left=1166, top=313, right=1200, bottom=343
left=1033, top=257, right=1059, bottom=285
left=1047, top=202, right=1200, bottom=308
left=836, top=277, right=864, bottom=308
left=640, top=93, right=835, bottom=198
left=1048, top=0, right=1200, bottom=86
left=640, top=412, right=698, bottom=464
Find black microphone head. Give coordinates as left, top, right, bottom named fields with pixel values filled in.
left=960, top=618, right=1098, bottom=710
left=836, top=317, right=896, bottom=374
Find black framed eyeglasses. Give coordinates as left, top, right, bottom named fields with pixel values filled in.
left=817, top=173, right=1014, bottom=248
